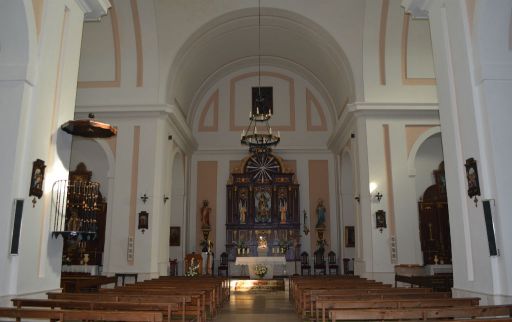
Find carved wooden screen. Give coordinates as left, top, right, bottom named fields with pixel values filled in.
left=226, top=151, right=300, bottom=261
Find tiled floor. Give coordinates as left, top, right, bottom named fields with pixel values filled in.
left=216, top=291, right=301, bottom=321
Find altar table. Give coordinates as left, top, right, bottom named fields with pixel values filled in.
left=235, top=256, right=286, bottom=279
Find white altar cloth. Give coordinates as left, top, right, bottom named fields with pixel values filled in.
left=235, top=256, right=286, bottom=279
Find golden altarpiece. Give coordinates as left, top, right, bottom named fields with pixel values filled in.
left=226, top=151, right=301, bottom=262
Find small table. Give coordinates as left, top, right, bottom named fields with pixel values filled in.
left=235, top=256, right=286, bottom=279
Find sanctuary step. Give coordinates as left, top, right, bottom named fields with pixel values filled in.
left=231, top=279, right=285, bottom=293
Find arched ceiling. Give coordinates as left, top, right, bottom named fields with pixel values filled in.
left=165, top=7, right=356, bottom=122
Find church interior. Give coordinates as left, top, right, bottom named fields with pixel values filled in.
left=1, top=0, right=512, bottom=320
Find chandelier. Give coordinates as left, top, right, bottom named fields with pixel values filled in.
left=240, top=0, right=280, bottom=152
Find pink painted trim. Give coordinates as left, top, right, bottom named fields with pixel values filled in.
left=229, top=71, right=295, bottom=131
left=405, top=125, right=435, bottom=157
left=306, top=89, right=327, bottom=131
left=379, top=0, right=389, bottom=85
left=130, top=0, right=143, bottom=87
left=78, top=3, right=121, bottom=88
left=383, top=125, right=396, bottom=236
left=198, top=89, right=219, bottom=132
left=128, top=126, right=140, bottom=265
left=401, top=13, right=436, bottom=85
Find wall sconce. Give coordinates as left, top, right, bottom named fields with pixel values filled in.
left=354, top=195, right=360, bottom=203
left=375, top=210, right=387, bottom=233
left=138, top=211, right=149, bottom=233
left=374, top=192, right=383, bottom=202
left=140, top=193, right=149, bottom=203
left=163, top=195, right=169, bottom=203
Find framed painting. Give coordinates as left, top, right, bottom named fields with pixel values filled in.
left=464, top=158, right=481, bottom=201
left=29, top=159, right=46, bottom=199
left=169, top=226, right=180, bottom=246
left=344, top=226, right=355, bottom=248
left=138, top=211, right=149, bottom=233
left=375, top=210, right=387, bottom=233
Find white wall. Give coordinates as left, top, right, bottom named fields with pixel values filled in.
left=407, top=0, right=512, bottom=302
left=0, top=0, right=108, bottom=297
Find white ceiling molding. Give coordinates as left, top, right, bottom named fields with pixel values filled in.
left=401, top=0, right=432, bottom=19
left=75, top=0, right=111, bottom=22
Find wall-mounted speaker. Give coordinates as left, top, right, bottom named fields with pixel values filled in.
left=10, top=199, right=24, bottom=255
left=482, top=200, right=498, bottom=256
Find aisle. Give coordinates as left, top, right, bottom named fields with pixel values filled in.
left=215, top=290, right=300, bottom=322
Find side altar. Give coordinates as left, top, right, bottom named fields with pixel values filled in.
left=226, top=150, right=301, bottom=263
left=235, top=256, right=286, bottom=279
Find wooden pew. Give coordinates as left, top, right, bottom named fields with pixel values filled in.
left=60, top=275, right=117, bottom=292
left=99, top=287, right=209, bottom=320
left=300, top=287, right=433, bottom=318
left=329, top=304, right=512, bottom=321
left=316, top=297, right=480, bottom=322
left=11, top=298, right=184, bottom=322
left=47, top=292, right=202, bottom=322
left=0, top=307, right=163, bottom=322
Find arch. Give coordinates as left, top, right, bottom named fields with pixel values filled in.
left=165, top=6, right=356, bottom=123
left=407, top=126, right=441, bottom=176
left=0, top=0, right=37, bottom=83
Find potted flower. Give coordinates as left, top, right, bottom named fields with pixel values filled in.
left=185, top=258, right=199, bottom=277
left=254, top=263, right=268, bottom=278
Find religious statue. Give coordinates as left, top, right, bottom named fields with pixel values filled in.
left=200, top=200, right=211, bottom=229
left=67, top=210, right=80, bottom=231
left=279, top=198, right=287, bottom=224
left=239, top=199, right=247, bottom=224
left=255, top=191, right=271, bottom=223
left=315, top=198, right=326, bottom=228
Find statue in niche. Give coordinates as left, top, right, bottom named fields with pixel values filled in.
left=67, top=210, right=80, bottom=231
left=315, top=198, right=326, bottom=228
left=255, top=191, right=271, bottom=223
left=238, top=190, right=248, bottom=224
left=280, top=199, right=287, bottom=224
left=278, top=188, right=287, bottom=224
left=200, top=200, right=211, bottom=229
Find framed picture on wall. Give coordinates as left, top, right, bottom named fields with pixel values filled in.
left=29, top=159, right=46, bottom=199
left=169, top=226, right=180, bottom=246
left=344, top=226, right=355, bottom=248
left=464, top=158, right=481, bottom=202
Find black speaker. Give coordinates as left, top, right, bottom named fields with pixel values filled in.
left=10, top=199, right=24, bottom=255
left=482, top=200, right=498, bottom=256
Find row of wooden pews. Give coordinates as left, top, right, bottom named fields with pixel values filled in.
left=290, top=275, right=512, bottom=322
left=1, top=275, right=229, bottom=322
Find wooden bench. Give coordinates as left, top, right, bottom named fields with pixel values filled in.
left=329, top=304, right=512, bottom=321
left=0, top=307, right=163, bottom=321
left=11, top=298, right=186, bottom=322
left=46, top=292, right=202, bottom=322
left=316, top=297, right=480, bottom=322
left=60, top=275, right=116, bottom=292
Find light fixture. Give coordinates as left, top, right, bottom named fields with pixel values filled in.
left=140, top=193, right=149, bottom=203
left=240, top=0, right=280, bottom=153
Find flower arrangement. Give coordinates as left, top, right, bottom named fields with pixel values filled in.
left=254, top=263, right=268, bottom=278
left=185, top=258, right=199, bottom=277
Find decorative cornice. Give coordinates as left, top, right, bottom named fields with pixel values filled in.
left=327, top=101, right=439, bottom=153
left=401, top=0, right=432, bottom=19
left=75, top=0, right=111, bottom=22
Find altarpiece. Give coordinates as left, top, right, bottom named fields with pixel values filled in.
left=226, top=150, right=301, bottom=261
